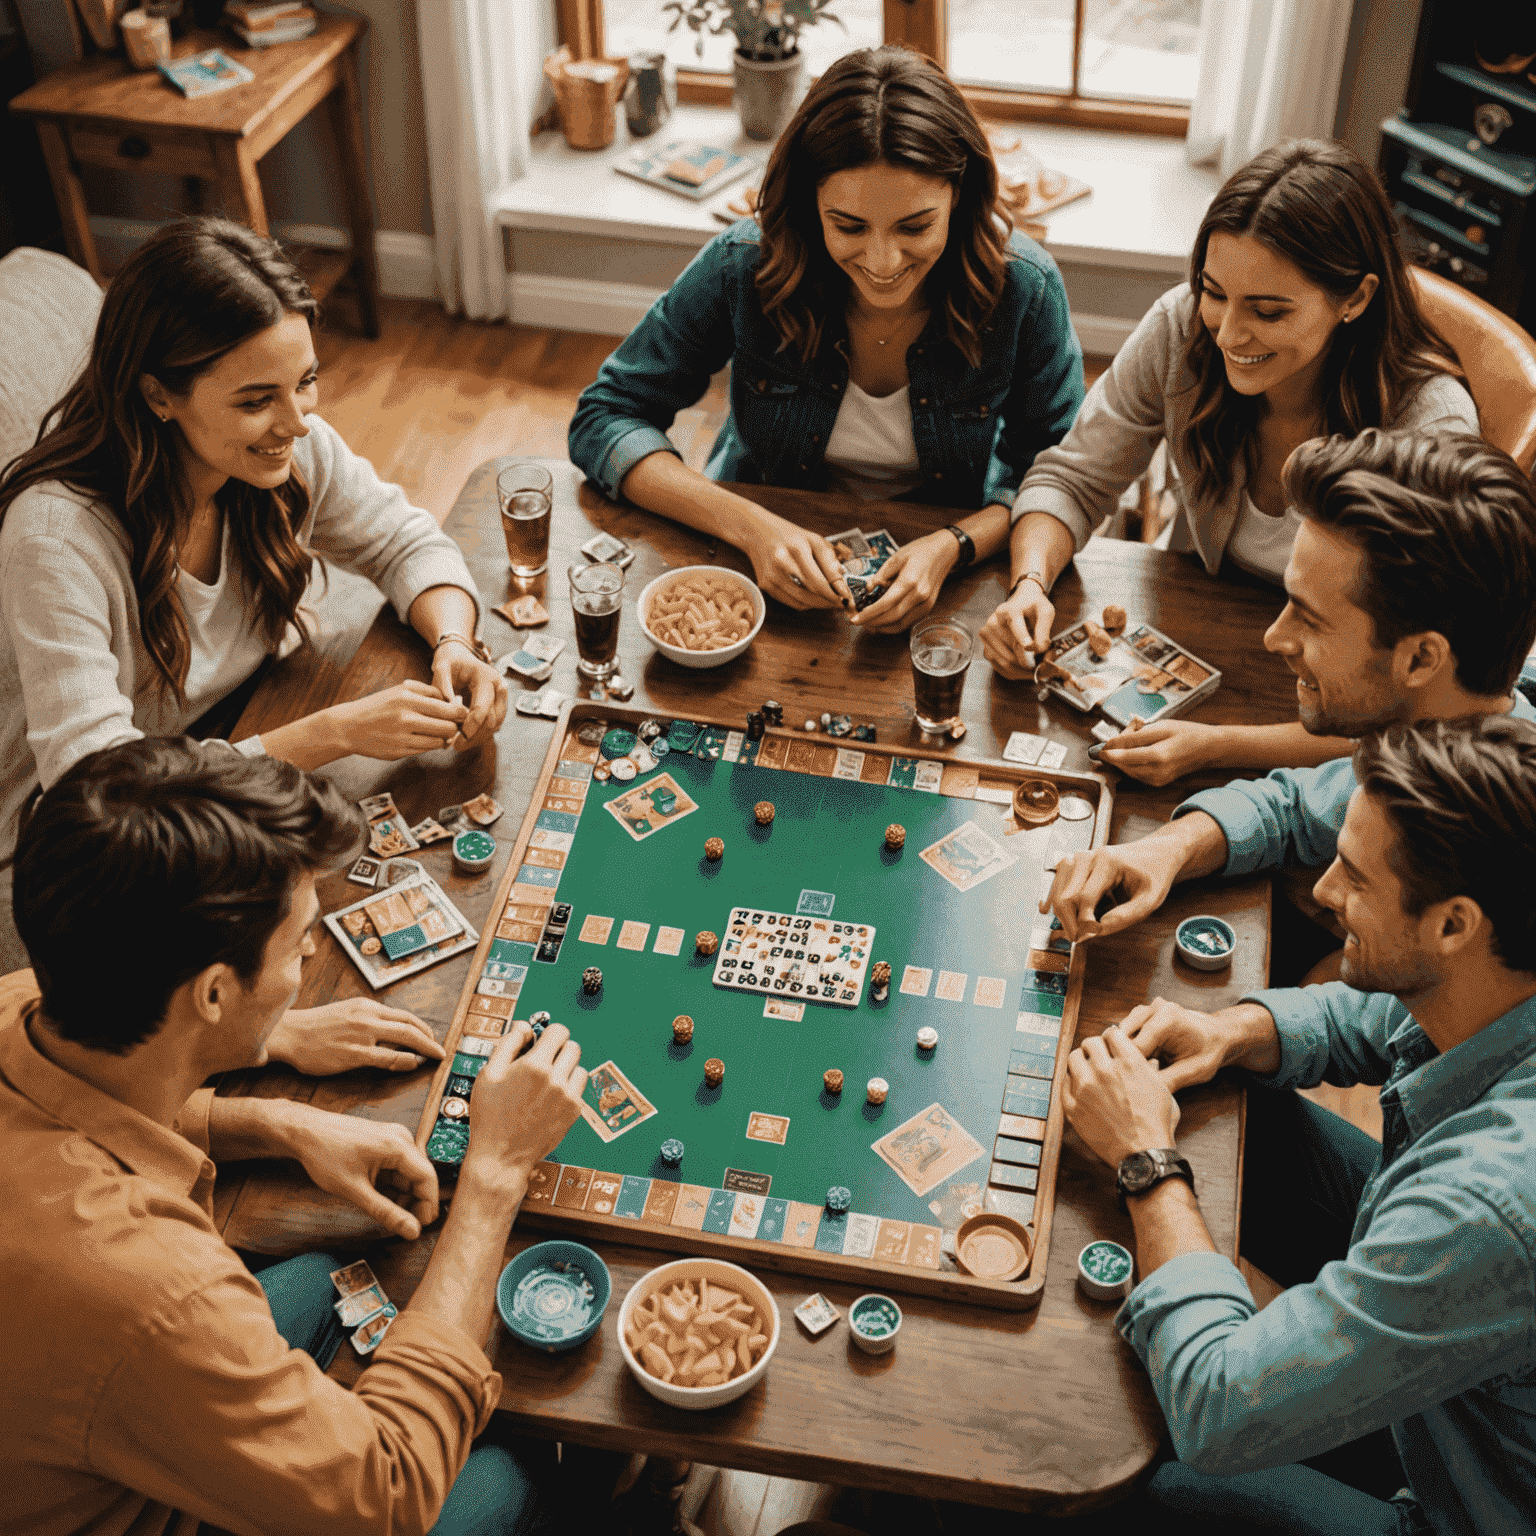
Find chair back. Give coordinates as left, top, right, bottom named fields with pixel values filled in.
left=1411, top=267, right=1536, bottom=472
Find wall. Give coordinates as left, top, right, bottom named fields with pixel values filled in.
left=1334, top=0, right=1425, bottom=166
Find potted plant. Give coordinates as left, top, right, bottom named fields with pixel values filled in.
left=662, top=0, right=842, bottom=140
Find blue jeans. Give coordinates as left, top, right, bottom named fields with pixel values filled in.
left=256, top=1252, right=544, bottom=1536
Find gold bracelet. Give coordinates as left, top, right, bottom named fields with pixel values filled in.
left=433, top=631, right=491, bottom=664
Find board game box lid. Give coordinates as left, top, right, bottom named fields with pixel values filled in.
left=1037, top=620, right=1220, bottom=728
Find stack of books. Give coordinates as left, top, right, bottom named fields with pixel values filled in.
left=223, top=1, right=319, bottom=47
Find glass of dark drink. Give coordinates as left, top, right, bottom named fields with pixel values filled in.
left=498, top=462, right=554, bottom=577
left=910, top=615, right=974, bottom=733
left=569, top=561, right=624, bottom=679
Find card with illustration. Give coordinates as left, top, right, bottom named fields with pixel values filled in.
left=872, top=1102, right=987, bottom=1199
left=746, top=1111, right=790, bottom=1145
left=324, top=870, right=478, bottom=991
left=920, top=820, right=1019, bottom=894
left=713, top=907, right=874, bottom=1006
left=1038, top=620, right=1221, bottom=725
left=579, top=1060, right=658, bottom=1143
left=603, top=772, right=699, bottom=843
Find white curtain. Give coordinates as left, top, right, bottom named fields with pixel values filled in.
left=1186, top=0, right=1356, bottom=180
left=416, top=0, right=552, bottom=319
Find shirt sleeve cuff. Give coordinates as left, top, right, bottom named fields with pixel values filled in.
left=173, top=1087, right=217, bottom=1156
left=1174, top=786, right=1270, bottom=877
left=1116, top=1250, right=1255, bottom=1361
left=599, top=424, right=680, bottom=502
left=378, top=551, right=482, bottom=629
left=1236, top=986, right=1332, bottom=1089
left=1008, top=485, right=1094, bottom=549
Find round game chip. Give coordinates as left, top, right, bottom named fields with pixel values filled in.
left=440, top=1096, right=470, bottom=1120
left=652, top=738, right=671, bottom=757
left=582, top=966, right=603, bottom=995
left=866, top=1077, right=889, bottom=1105
left=593, top=762, right=612, bottom=782
left=825, top=1185, right=852, bottom=1213
left=695, top=930, right=719, bottom=956
left=672, top=1014, right=694, bottom=1044
left=1057, top=795, right=1094, bottom=821
left=955, top=1213, right=1033, bottom=1282
left=609, top=757, right=638, bottom=782
left=1078, top=1239, right=1134, bottom=1300
left=916, top=1026, right=938, bottom=1051
left=631, top=742, right=658, bottom=772
left=667, top=719, right=700, bottom=750
left=704, top=836, right=725, bottom=862
left=1013, top=778, right=1060, bottom=826
left=820, top=712, right=832, bottom=727
left=452, top=828, right=496, bottom=872
left=637, top=719, right=663, bottom=743
left=803, top=718, right=817, bottom=732
left=660, top=1137, right=685, bottom=1165
left=823, top=1068, right=844, bottom=1094
left=600, top=728, right=638, bottom=760
left=754, top=800, right=775, bottom=826
left=703, top=1057, right=725, bottom=1087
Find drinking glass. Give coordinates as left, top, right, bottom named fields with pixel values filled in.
left=910, top=615, right=975, bottom=733
left=498, top=463, right=554, bottom=578
left=569, top=561, right=625, bottom=679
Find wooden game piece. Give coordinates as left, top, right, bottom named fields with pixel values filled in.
left=1013, top=779, right=1060, bottom=827
left=754, top=801, right=775, bottom=826
left=884, top=823, right=905, bottom=851
left=703, top=1057, right=725, bottom=1087
left=360, top=937, right=381, bottom=955
left=672, top=1014, right=695, bottom=1044
left=1102, top=603, right=1127, bottom=635
left=916, top=1026, right=938, bottom=1051
left=704, top=836, right=725, bottom=862
left=1084, top=621, right=1112, bottom=658
left=871, top=961, right=892, bottom=1002
left=866, top=1076, right=889, bottom=1105
left=582, top=966, right=603, bottom=995
left=695, top=930, right=719, bottom=956
left=823, top=1067, right=844, bottom=1094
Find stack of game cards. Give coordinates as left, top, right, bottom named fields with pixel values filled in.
left=326, top=868, right=479, bottom=989
left=712, top=906, right=876, bottom=1006
left=361, top=792, right=420, bottom=858
left=828, top=526, right=899, bottom=612
left=330, top=1261, right=398, bottom=1354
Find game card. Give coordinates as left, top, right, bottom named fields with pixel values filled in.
left=329, top=1261, right=377, bottom=1297
left=900, top=965, right=933, bottom=997
left=745, top=1111, right=790, bottom=1145
left=1002, top=731, right=1048, bottom=765
left=579, top=1061, right=657, bottom=1143
left=352, top=1304, right=398, bottom=1354
left=763, top=997, right=805, bottom=1021
left=335, top=1284, right=390, bottom=1327
left=578, top=913, right=614, bottom=944
left=653, top=926, right=685, bottom=956
left=346, top=856, right=381, bottom=888
left=913, top=760, right=944, bottom=793
left=935, top=970, right=968, bottom=1002
left=973, top=975, right=1007, bottom=1009
left=920, top=820, right=1019, bottom=893
left=616, top=920, right=650, bottom=951
left=603, top=772, right=699, bottom=843
left=325, top=870, right=478, bottom=990
left=833, top=748, right=864, bottom=780
left=796, top=889, right=835, bottom=916
left=872, top=1102, right=987, bottom=1198
left=409, top=817, right=453, bottom=846
left=367, top=814, right=418, bottom=858
left=795, top=1292, right=840, bottom=1336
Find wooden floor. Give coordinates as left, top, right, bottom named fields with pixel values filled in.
left=313, top=300, right=1377, bottom=1534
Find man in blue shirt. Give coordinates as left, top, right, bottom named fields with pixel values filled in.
left=1046, top=430, right=1536, bottom=949
left=1064, top=715, right=1536, bottom=1535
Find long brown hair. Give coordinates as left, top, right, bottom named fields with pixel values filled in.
left=754, top=45, right=1010, bottom=368
left=0, top=217, right=319, bottom=700
left=1175, top=138, right=1458, bottom=507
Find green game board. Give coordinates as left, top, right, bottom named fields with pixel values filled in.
left=418, top=705, right=1110, bottom=1310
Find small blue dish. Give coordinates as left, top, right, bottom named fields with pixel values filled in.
left=497, top=1240, right=611, bottom=1353
left=1175, top=914, right=1237, bottom=972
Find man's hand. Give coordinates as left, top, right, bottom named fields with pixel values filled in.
left=463, top=1021, right=588, bottom=1191
left=1098, top=719, right=1227, bottom=787
left=1124, top=997, right=1282, bottom=1087
left=1045, top=839, right=1186, bottom=942
left=286, top=1111, right=439, bottom=1241
left=1064, top=1025, right=1180, bottom=1169
left=851, top=531, right=959, bottom=634
left=263, top=1000, right=447, bottom=1076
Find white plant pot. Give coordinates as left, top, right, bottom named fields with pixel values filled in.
left=733, top=48, right=805, bottom=141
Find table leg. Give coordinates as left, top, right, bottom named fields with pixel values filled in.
left=214, top=136, right=269, bottom=237
left=327, top=42, right=381, bottom=339
left=33, top=120, right=102, bottom=281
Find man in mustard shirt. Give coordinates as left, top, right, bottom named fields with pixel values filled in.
left=0, top=738, right=588, bottom=1536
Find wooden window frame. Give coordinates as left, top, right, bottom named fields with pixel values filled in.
left=559, top=0, right=1191, bottom=137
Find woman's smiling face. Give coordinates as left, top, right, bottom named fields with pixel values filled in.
left=816, top=161, right=958, bottom=313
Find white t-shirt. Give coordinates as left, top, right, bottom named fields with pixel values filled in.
left=176, top=518, right=271, bottom=717
left=1225, top=492, right=1304, bottom=583
left=824, top=381, right=920, bottom=501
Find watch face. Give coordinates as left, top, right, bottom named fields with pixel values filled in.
left=1121, top=1151, right=1157, bottom=1192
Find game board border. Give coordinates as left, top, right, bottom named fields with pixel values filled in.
left=417, top=701, right=1112, bottom=1312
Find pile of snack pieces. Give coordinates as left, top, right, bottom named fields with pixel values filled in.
left=626, top=1274, right=771, bottom=1387
left=645, top=570, right=758, bottom=652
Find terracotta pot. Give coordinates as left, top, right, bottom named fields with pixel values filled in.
left=732, top=49, right=804, bottom=141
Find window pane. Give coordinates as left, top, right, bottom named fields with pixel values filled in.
left=948, top=0, right=1075, bottom=95
left=1079, top=0, right=1203, bottom=104
left=602, top=0, right=881, bottom=78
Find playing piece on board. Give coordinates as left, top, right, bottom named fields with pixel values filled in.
left=582, top=966, right=603, bottom=995
left=347, top=856, right=381, bottom=889
left=703, top=1057, right=725, bottom=1087
left=823, top=1067, right=844, bottom=1094
left=916, top=1026, right=938, bottom=1052
left=866, top=1077, right=889, bottom=1105
left=672, top=1015, right=694, bottom=1044
left=704, top=836, right=725, bottom=861
left=660, top=1137, right=685, bottom=1165
left=884, top=823, right=905, bottom=850
left=826, top=1185, right=852, bottom=1213
left=871, top=960, right=891, bottom=1001
left=754, top=801, right=775, bottom=826
left=1102, top=604, right=1127, bottom=634
left=695, top=930, right=719, bottom=956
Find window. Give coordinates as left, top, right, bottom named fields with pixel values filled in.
left=575, top=0, right=1200, bottom=133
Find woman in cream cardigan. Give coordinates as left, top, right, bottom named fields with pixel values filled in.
left=978, top=139, right=1477, bottom=783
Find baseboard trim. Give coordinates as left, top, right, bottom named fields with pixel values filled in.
left=508, top=272, right=663, bottom=337
left=1071, top=312, right=1137, bottom=358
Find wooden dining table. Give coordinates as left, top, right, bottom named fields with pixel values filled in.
left=216, top=461, right=1300, bottom=1515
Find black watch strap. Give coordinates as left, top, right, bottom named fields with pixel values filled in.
left=945, top=524, right=976, bottom=568
left=1116, top=1148, right=1195, bottom=1212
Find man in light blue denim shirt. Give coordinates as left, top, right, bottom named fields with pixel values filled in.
left=1063, top=716, right=1536, bottom=1535
left=1047, top=431, right=1536, bottom=957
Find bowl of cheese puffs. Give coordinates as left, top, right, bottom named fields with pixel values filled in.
left=638, top=566, right=765, bottom=669
left=617, top=1257, right=780, bottom=1408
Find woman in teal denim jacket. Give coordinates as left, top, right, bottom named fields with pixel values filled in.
left=568, top=46, right=1083, bottom=634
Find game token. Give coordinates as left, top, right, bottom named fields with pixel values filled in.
left=529, top=1010, right=551, bottom=1037
left=949, top=720, right=968, bottom=740
left=672, top=1014, right=694, bottom=1044
left=745, top=710, right=766, bottom=741
left=803, top=718, right=817, bottom=732
left=703, top=1057, right=725, bottom=1087
left=695, top=930, right=719, bottom=956
left=884, top=823, right=905, bottom=851
left=610, top=758, right=638, bottom=782
left=652, top=738, right=671, bottom=758
left=463, top=793, right=503, bottom=826
left=593, top=762, right=611, bottom=782
left=607, top=675, right=635, bottom=701
left=916, top=1026, right=938, bottom=1051
left=601, top=728, right=638, bottom=760
left=637, top=719, right=663, bottom=742
left=851, top=723, right=877, bottom=742
left=704, top=836, right=725, bottom=862
left=866, top=1077, right=889, bottom=1105
left=848, top=1294, right=901, bottom=1355
left=871, top=961, right=892, bottom=1002
left=440, top=1096, right=469, bottom=1120
left=754, top=801, right=775, bottom=826
left=1058, top=795, right=1094, bottom=821
left=347, top=856, right=381, bottom=888
left=1102, top=604, right=1127, bottom=635
left=659, top=1137, right=685, bottom=1166
left=360, top=937, right=382, bottom=955
left=762, top=699, right=784, bottom=726
left=823, top=1068, right=844, bottom=1094
left=1013, top=779, right=1060, bottom=826
left=820, top=712, right=832, bottom=727
left=1078, top=1239, right=1134, bottom=1300
left=825, top=1185, right=852, bottom=1212
left=827, top=713, right=853, bottom=737
left=452, top=829, right=496, bottom=873
left=582, top=966, right=603, bottom=995
left=631, top=742, right=658, bottom=773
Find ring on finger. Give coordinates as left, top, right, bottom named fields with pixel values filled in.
left=790, top=574, right=804, bottom=587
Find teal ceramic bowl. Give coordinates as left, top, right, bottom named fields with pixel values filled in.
left=452, top=827, right=496, bottom=874
left=1175, top=914, right=1236, bottom=972
left=497, top=1240, right=611, bottom=1353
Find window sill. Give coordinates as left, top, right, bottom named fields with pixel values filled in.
left=489, top=101, right=1219, bottom=276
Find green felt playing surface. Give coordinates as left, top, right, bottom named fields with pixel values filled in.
left=512, top=728, right=1098, bottom=1235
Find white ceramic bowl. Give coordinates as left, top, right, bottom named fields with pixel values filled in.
left=848, top=1293, right=902, bottom=1355
left=637, top=566, right=766, bottom=669
left=616, top=1257, right=780, bottom=1409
